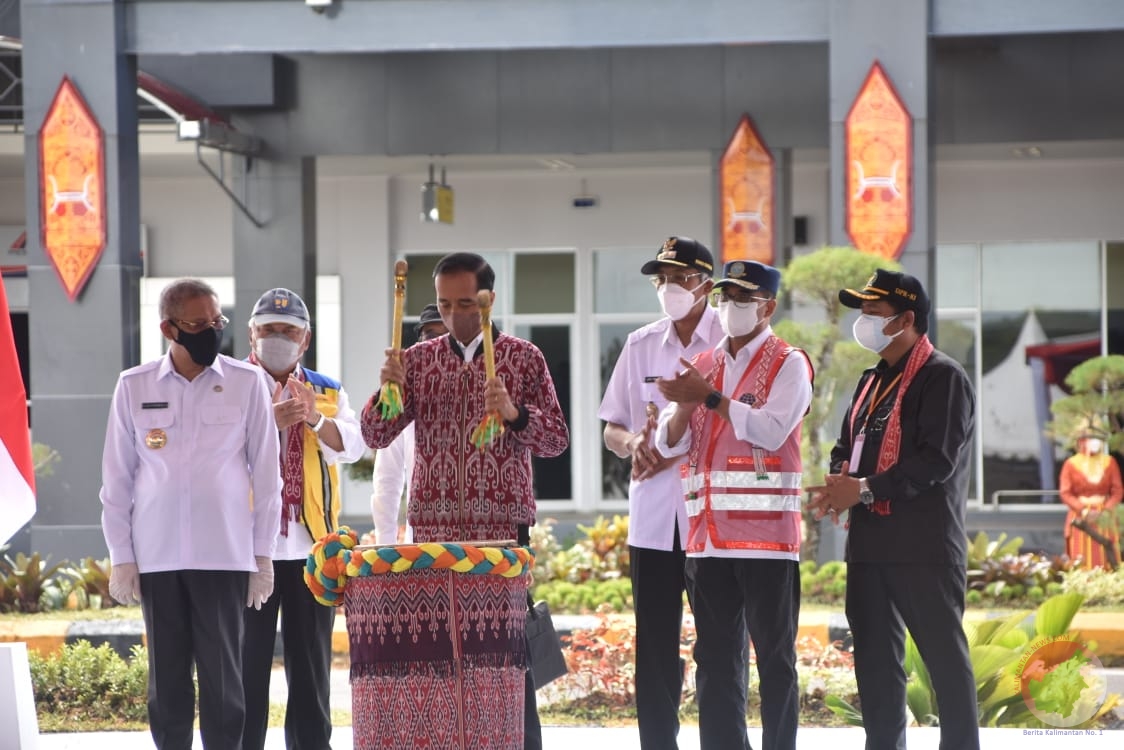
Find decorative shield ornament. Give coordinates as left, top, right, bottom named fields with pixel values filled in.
left=720, top=114, right=775, bottom=265
left=845, top=62, right=913, bottom=260
left=39, top=76, right=106, bottom=302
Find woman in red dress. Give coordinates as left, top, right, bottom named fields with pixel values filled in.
left=1059, top=434, right=1122, bottom=570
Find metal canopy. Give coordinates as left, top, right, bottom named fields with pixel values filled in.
left=122, top=0, right=1124, bottom=57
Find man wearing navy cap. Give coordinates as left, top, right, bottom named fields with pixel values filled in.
left=808, top=269, right=979, bottom=750
left=371, top=303, right=449, bottom=544
left=600, top=236, right=722, bottom=750
left=655, top=260, right=813, bottom=750
left=242, top=287, right=366, bottom=750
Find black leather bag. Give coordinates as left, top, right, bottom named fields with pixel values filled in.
left=526, top=598, right=568, bottom=689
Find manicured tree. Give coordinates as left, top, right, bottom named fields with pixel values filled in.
left=774, top=246, right=899, bottom=560
left=1048, top=354, right=1124, bottom=453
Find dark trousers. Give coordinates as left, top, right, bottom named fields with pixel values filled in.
left=243, top=559, right=336, bottom=750
left=846, top=563, right=980, bottom=750
left=524, top=662, right=542, bottom=750
left=630, top=538, right=686, bottom=750
left=141, top=569, right=248, bottom=750
left=685, top=557, right=799, bottom=750
left=518, top=523, right=542, bottom=750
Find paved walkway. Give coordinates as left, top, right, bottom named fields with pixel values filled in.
left=31, top=663, right=1105, bottom=750
left=31, top=726, right=1124, bottom=749
left=19, top=641, right=1124, bottom=749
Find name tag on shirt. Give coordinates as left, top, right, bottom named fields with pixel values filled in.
left=141, top=402, right=169, bottom=410
left=849, top=432, right=866, bottom=470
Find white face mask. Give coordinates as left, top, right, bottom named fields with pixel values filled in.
left=657, top=283, right=705, bottom=321
left=852, top=313, right=901, bottom=353
left=718, top=298, right=765, bottom=338
left=1085, top=438, right=1104, bottom=454
left=255, top=335, right=303, bottom=373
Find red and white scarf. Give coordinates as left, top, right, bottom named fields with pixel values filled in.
left=250, top=354, right=305, bottom=536
left=850, top=335, right=934, bottom=516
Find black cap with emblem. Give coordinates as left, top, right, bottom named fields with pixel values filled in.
left=839, top=268, right=930, bottom=316
left=640, top=236, right=715, bottom=276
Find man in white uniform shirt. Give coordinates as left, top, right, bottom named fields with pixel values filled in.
left=371, top=303, right=448, bottom=544
left=100, top=278, right=282, bottom=750
left=242, top=288, right=366, bottom=750
left=598, top=236, right=721, bottom=750
left=656, top=260, right=813, bottom=750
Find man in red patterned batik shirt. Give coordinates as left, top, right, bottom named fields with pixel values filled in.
left=361, top=251, right=569, bottom=750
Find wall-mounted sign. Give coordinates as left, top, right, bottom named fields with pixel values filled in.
left=39, top=76, right=106, bottom=301
left=845, top=62, right=912, bottom=260
left=720, top=114, right=774, bottom=265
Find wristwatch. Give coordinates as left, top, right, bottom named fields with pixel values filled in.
left=858, top=477, right=874, bottom=506
left=704, top=390, right=722, bottom=410
left=308, top=412, right=326, bottom=433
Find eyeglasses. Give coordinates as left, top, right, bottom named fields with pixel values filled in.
left=649, top=272, right=705, bottom=288
left=710, top=290, right=769, bottom=309
left=170, top=315, right=230, bottom=333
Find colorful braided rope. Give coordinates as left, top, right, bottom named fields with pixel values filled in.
left=304, top=526, right=535, bottom=607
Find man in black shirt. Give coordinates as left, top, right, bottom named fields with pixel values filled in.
left=807, top=269, right=979, bottom=750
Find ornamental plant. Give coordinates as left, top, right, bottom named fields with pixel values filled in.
left=1047, top=355, right=1124, bottom=455
left=824, top=592, right=1121, bottom=729
left=29, top=641, right=149, bottom=730
left=775, top=246, right=897, bottom=561
left=1061, top=566, right=1124, bottom=606
left=0, top=552, right=77, bottom=614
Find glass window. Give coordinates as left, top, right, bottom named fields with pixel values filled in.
left=980, top=241, right=1099, bottom=313
left=1107, top=242, right=1124, bottom=355
left=935, top=243, right=978, bottom=309
left=403, top=252, right=508, bottom=316
left=514, top=253, right=574, bottom=314
left=514, top=324, right=572, bottom=501
left=403, top=253, right=441, bottom=317
left=936, top=314, right=979, bottom=502
left=977, top=241, right=1101, bottom=505
left=594, top=248, right=661, bottom=314
left=599, top=322, right=640, bottom=500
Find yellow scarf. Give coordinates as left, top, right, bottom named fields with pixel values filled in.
left=299, top=389, right=341, bottom=542
left=1070, top=452, right=1110, bottom=487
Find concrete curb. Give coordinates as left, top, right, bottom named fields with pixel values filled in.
left=5, top=609, right=1122, bottom=662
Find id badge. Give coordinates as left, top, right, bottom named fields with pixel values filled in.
left=849, top=432, right=866, bottom=471
left=641, top=376, right=662, bottom=414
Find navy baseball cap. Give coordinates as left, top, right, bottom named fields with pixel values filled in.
left=712, top=260, right=782, bottom=295
left=250, top=288, right=310, bottom=328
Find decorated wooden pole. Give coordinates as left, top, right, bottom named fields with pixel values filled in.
left=471, top=289, right=505, bottom=449
left=378, top=260, right=408, bottom=419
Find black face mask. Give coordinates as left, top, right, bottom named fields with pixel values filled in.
left=173, top=325, right=223, bottom=367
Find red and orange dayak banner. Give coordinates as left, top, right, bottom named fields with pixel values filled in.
left=720, top=114, right=774, bottom=265
left=845, top=62, right=912, bottom=260
left=39, top=76, right=106, bottom=302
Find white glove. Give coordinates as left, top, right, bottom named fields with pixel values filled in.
left=108, top=562, right=141, bottom=605
left=246, top=555, right=274, bottom=610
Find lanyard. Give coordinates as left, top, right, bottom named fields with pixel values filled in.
left=865, top=372, right=902, bottom=419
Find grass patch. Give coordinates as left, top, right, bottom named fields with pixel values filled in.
left=4, top=605, right=143, bottom=622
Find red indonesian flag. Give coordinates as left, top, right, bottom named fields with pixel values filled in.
left=0, top=277, right=34, bottom=545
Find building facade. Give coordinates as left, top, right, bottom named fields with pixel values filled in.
left=4, top=0, right=1124, bottom=559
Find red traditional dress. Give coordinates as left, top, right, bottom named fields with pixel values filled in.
left=1059, top=452, right=1122, bottom=570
